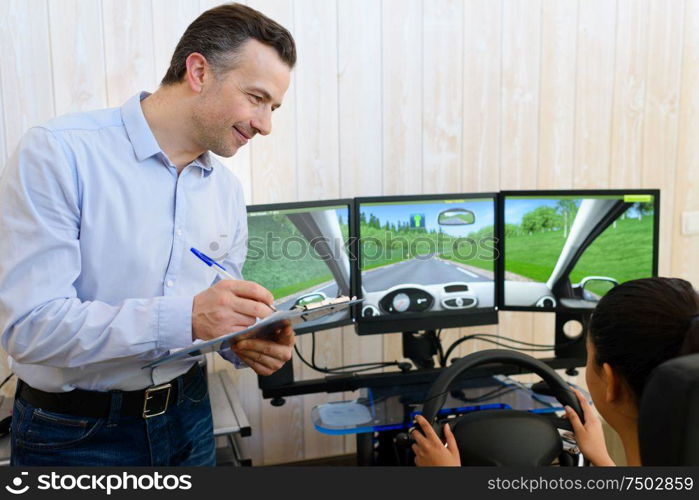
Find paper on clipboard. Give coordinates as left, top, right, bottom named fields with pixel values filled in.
left=143, top=297, right=363, bottom=369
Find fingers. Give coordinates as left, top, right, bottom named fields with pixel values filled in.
left=235, top=351, right=284, bottom=376
left=414, top=415, right=441, bottom=442
left=443, top=423, right=459, bottom=456
left=229, top=295, right=275, bottom=320
left=564, top=405, right=583, bottom=433
left=222, top=280, right=274, bottom=308
left=572, top=388, right=594, bottom=421
left=233, top=338, right=293, bottom=364
left=273, top=323, right=295, bottom=346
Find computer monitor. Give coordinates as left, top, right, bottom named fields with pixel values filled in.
left=353, top=194, right=499, bottom=334
left=242, top=199, right=354, bottom=334
left=498, top=189, right=660, bottom=312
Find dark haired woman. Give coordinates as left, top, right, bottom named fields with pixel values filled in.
left=412, top=277, right=699, bottom=466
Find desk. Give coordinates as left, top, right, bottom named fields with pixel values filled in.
left=0, top=370, right=251, bottom=466
left=312, top=375, right=572, bottom=465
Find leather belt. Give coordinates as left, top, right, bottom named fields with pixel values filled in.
left=16, top=363, right=202, bottom=419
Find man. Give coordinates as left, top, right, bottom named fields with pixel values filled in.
left=0, top=3, right=296, bottom=466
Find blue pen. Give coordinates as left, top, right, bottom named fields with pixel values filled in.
left=190, top=247, right=277, bottom=311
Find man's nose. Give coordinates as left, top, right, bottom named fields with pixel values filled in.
left=252, top=107, right=272, bottom=136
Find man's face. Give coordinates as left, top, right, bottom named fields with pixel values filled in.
left=191, top=39, right=291, bottom=157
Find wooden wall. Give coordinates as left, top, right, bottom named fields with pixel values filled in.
left=1, top=0, right=697, bottom=465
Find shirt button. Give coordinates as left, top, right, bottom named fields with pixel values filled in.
left=166, top=280, right=174, bottom=288
left=176, top=229, right=183, bottom=236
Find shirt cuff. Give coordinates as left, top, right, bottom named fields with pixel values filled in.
left=157, top=296, right=194, bottom=350
left=219, top=346, right=248, bottom=369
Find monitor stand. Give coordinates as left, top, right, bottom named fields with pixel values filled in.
left=554, top=310, right=591, bottom=362
left=402, top=330, right=441, bottom=369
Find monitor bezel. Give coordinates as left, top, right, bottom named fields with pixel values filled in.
left=496, top=189, right=660, bottom=313
left=245, top=198, right=355, bottom=334
left=352, top=193, right=499, bottom=335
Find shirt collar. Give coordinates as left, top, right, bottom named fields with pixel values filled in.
left=121, top=91, right=214, bottom=175
left=121, top=92, right=161, bottom=162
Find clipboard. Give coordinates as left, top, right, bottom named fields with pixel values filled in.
left=143, top=297, right=363, bottom=369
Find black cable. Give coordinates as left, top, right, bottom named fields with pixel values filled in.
left=293, top=340, right=398, bottom=375
left=442, top=333, right=564, bottom=365
left=0, top=372, right=14, bottom=391
left=451, top=385, right=519, bottom=403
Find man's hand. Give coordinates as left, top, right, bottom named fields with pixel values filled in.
left=411, top=414, right=461, bottom=467
left=565, top=388, right=615, bottom=466
left=192, top=279, right=275, bottom=341
left=231, top=321, right=295, bottom=376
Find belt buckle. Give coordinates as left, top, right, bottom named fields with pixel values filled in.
left=142, top=383, right=172, bottom=419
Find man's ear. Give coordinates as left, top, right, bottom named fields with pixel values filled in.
left=602, top=362, right=620, bottom=404
left=184, top=52, right=209, bottom=93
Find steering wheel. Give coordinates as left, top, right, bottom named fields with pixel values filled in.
left=419, top=349, right=585, bottom=466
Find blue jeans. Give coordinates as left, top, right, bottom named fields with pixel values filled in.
left=10, top=367, right=216, bottom=466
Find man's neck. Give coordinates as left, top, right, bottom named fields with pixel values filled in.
left=140, top=87, right=203, bottom=173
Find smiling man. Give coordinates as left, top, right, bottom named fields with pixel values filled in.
left=0, top=4, right=296, bottom=466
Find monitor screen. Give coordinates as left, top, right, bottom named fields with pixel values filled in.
left=242, top=200, right=353, bottom=334
left=354, top=194, right=498, bottom=334
left=499, top=190, right=659, bottom=311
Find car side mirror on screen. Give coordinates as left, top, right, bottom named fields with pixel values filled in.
left=578, top=276, right=618, bottom=301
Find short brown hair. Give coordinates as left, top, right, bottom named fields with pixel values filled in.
left=161, top=3, right=296, bottom=85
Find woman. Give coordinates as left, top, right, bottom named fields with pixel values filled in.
left=412, top=277, right=699, bottom=466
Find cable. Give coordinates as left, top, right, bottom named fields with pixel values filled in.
left=0, top=372, right=14, bottom=391
left=451, top=385, right=519, bottom=403
left=293, top=337, right=400, bottom=375
left=442, top=333, right=570, bottom=366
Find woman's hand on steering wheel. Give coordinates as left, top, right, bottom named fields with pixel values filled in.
left=565, top=388, right=615, bottom=467
left=411, top=415, right=461, bottom=467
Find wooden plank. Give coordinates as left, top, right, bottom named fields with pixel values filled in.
left=248, top=0, right=298, bottom=204
left=382, top=0, right=422, bottom=197
left=573, top=0, right=617, bottom=188
left=151, top=0, right=200, bottom=87
left=102, top=0, right=157, bottom=106
left=338, top=0, right=382, bottom=198
left=671, top=0, right=699, bottom=283
left=641, top=0, right=685, bottom=275
left=0, top=0, right=55, bottom=155
left=423, top=0, right=463, bottom=194
left=501, top=0, right=541, bottom=191
left=48, top=0, right=107, bottom=114
left=609, top=0, right=650, bottom=188
left=538, top=0, right=577, bottom=190
left=462, top=0, right=502, bottom=193
left=293, top=0, right=340, bottom=202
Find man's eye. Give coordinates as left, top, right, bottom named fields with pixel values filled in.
left=249, top=94, right=263, bottom=103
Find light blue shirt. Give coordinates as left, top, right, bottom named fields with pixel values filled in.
left=0, top=92, right=248, bottom=392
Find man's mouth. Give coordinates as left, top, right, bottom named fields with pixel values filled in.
left=233, top=126, right=250, bottom=144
